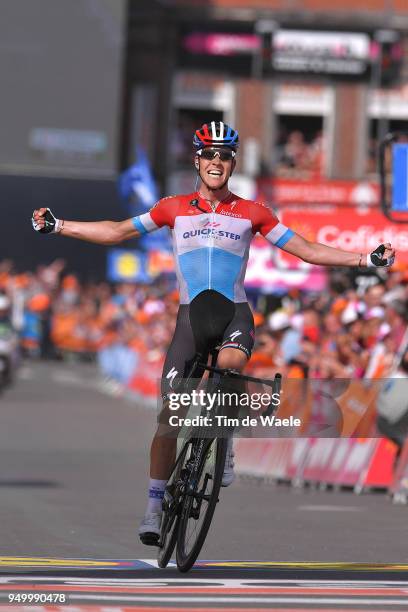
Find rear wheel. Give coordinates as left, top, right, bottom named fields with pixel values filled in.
left=176, top=437, right=227, bottom=572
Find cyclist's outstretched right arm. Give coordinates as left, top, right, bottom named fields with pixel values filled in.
left=32, top=207, right=139, bottom=245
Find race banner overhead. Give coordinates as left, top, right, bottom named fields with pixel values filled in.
left=272, top=30, right=372, bottom=77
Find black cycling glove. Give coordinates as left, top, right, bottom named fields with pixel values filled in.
left=32, top=208, right=62, bottom=234
left=367, top=244, right=395, bottom=268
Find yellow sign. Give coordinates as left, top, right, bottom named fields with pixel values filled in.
left=116, top=253, right=139, bottom=279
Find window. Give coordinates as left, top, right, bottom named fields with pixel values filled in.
left=275, top=114, right=324, bottom=179
left=171, top=108, right=223, bottom=169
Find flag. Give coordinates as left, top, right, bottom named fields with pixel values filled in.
left=117, top=147, right=171, bottom=254
left=118, top=147, right=159, bottom=209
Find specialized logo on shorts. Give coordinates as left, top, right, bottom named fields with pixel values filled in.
left=182, top=229, right=241, bottom=240
left=229, top=330, right=242, bottom=341
left=166, top=367, right=178, bottom=388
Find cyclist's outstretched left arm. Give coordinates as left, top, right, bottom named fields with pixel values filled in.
left=281, top=233, right=395, bottom=268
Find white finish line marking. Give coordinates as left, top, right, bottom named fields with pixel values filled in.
left=3, top=576, right=408, bottom=587
left=67, top=595, right=408, bottom=605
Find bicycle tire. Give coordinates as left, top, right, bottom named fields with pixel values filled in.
left=176, top=436, right=227, bottom=572
left=157, top=440, right=191, bottom=568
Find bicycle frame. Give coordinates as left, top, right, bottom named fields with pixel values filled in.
left=158, top=349, right=282, bottom=569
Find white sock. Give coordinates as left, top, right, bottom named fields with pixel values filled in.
left=146, top=478, right=167, bottom=514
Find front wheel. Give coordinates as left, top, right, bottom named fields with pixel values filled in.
left=176, top=437, right=227, bottom=572
left=157, top=440, right=191, bottom=568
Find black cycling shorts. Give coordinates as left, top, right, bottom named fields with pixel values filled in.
left=161, top=289, right=254, bottom=397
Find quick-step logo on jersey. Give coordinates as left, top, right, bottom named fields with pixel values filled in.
left=182, top=229, right=241, bottom=240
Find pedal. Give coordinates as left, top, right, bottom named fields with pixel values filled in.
left=139, top=532, right=160, bottom=547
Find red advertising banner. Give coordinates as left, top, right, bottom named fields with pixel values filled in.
left=334, top=439, right=377, bottom=487
left=280, top=203, right=408, bottom=265
left=358, top=438, right=397, bottom=489
left=300, top=438, right=338, bottom=484
left=246, top=236, right=328, bottom=291
left=259, top=178, right=380, bottom=207
left=257, top=178, right=408, bottom=264
left=285, top=438, right=312, bottom=482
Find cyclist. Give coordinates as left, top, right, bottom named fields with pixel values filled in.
left=32, top=121, right=395, bottom=545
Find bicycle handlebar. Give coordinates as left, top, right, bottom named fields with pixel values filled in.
left=200, top=361, right=281, bottom=391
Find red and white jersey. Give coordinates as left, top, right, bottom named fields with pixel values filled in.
left=132, top=192, right=294, bottom=304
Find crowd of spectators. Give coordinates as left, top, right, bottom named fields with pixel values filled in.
left=1, top=259, right=407, bottom=395
left=172, top=117, right=326, bottom=179
left=173, top=117, right=407, bottom=182
left=274, top=129, right=325, bottom=179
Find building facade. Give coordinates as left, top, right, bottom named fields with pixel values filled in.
left=126, top=0, right=408, bottom=196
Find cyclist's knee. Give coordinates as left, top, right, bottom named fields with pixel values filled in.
left=155, top=396, right=186, bottom=438
left=217, top=347, right=247, bottom=371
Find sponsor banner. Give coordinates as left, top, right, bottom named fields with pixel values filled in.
left=358, top=438, right=397, bottom=489
left=235, top=438, right=306, bottom=482
left=258, top=177, right=380, bottom=207
left=262, top=439, right=296, bottom=480
left=245, top=440, right=284, bottom=478
left=182, top=32, right=260, bottom=56
left=234, top=435, right=395, bottom=489
left=279, top=202, right=408, bottom=265
left=369, top=83, right=408, bottom=120
left=274, top=82, right=332, bottom=116
left=128, top=353, right=163, bottom=401
left=29, top=127, right=107, bottom=157
left=178, top=22, right=259, bottom=76
left=319, top=438, right=353, bottom=485
left=107, top=249, right=148, bottom=283
left=107, top=249, right=175, bottom=284
left=285, top=438, right=312, bottom=482
left=300, top=438, right=338, bottom=483
left=272, top=30, right=372, bottom=78
left=146, top=250, right=175, bottom=277
left=246, top=236, right=327, bottom=291
left=234, top=439, right=270, bottom=475
left=334, top=438, right=377, bottom=487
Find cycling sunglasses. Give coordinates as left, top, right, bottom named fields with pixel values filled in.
left=197, top=148, right=236, bottom=162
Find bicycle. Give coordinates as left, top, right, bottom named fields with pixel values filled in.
left=157, top=348, right=281, bottom=572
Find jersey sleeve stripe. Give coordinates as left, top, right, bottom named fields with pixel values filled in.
left=275, top=228, right=295, bottom=248
left=132, top=212, right=158, bottom=234
left=265, top=222, right=293, bottom=245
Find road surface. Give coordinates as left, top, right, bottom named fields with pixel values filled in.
left=1, top=360, right=408, bottom=610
